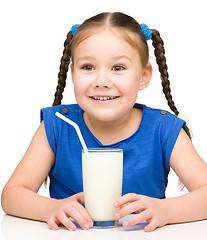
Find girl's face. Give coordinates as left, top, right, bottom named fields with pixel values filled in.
left=71, top=28, right=152, bottom=123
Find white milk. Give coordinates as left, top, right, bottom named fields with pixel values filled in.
left=82, top=149, right=123, bottom=221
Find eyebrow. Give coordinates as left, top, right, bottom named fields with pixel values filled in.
left=76, top=56, right=94, bottom=63
left=76, top=55, right=132, bottom=63
left=111, top=55, right=132, bottom=62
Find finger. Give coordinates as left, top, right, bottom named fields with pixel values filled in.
left=114, top=193, right=142, bottom=208
left=76, top=192, right=85, bottom=204
left=74, top=202, right=93, bottom=227
left=47, top=217, right=59, bottom=230
left=115, top=200, right=145, bottom=220
left=122, top=210, right=150, bottom=228
left=119, top=203, right=130, bottom=210
left=56, top=212, right=77, bottom=231
left=144, top=219, right=159, bottom=232
left=68, top=207, right=92, bottom=230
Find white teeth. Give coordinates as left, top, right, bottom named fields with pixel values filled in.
left=93, top=96, right=117, bottom=101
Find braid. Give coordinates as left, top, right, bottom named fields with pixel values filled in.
left=151, top=30, right=178, bottom=115
left=150, top=28, right=191, bottom=190
left=151, top=29, right=191, bottom=139
left=53, top=31, right=73, bottom=106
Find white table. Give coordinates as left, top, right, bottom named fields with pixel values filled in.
left=0, top=213, right=207, bottom=240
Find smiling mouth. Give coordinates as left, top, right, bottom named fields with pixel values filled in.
left=90, top=96, right=119, bottom=101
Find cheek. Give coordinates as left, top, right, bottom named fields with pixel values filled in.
left=120, top=73, right=140, bottom=96
left=73, top=75, right=89, bottom=99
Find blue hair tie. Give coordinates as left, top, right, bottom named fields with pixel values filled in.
left=71, top=24, right=80, bottom=36
left=71, top=23, right=152, bottom=40
left=140, top=23, right=152, bottom=40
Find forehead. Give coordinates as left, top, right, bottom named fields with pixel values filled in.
left=73, top=28, right=140, bottom=61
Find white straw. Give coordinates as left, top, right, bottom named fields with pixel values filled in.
left=55, top=112, right=88, bottom=153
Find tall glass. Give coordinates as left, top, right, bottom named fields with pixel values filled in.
left=82, top=148, right=123, bottom=228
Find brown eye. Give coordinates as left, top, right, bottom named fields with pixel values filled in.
left=82, top=65, right=95, bottom=70
left=112, top=66, right=125, bottom=71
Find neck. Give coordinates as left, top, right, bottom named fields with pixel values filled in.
left=83, top=108, right=142, bottom=145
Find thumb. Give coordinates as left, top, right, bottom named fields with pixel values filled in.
left=144, top=220, right=158, bottom=232
left=76, top=192, right=85, bottom=204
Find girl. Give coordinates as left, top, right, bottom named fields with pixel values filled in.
left=1, top=12, right=207, bottom=232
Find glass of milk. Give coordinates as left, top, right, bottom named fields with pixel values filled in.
left=82, top=148, right=123, bottom=228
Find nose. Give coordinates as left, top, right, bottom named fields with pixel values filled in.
left=93, top=70, right=111, bottom=88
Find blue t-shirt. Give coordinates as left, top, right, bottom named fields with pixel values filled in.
left=40, top=103, right=185, bottom=200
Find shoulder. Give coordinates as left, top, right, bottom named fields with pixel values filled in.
left=41, top=103, right=82, bottom=119
left=140, top=104, right=187, bottom=165
left=141, top=104, right=185, bottom=128
left=40, top=103, right=83, bottom=134
left=40, top=104, right=82, bottom=155
left=40, top=104, right=83, bottom=124
left=138, top=103, right=186, bottom=144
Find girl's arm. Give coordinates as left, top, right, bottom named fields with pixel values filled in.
left=1, top=122, right=55, bottom=221
left=1, top=122, right=93, bottom=231
left=165, top=128, right=207, bottom=223
left=114, top=129, right=207, bottom=231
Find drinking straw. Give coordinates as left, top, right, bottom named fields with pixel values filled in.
left=55, top=112, right=88, bottom=152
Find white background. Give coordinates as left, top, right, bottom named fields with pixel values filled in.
left=0, top=0, right=207, bottom=214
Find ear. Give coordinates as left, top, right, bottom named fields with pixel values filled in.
left=70, top=64, right=74, bottom=84
left=139, top=63, right=152, bottom=91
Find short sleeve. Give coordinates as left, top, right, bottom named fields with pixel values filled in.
left=40, top=107, right=59, bottom=155
left=161, top=113, right=186, bottom=167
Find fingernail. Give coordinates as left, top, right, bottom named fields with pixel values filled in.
left=115, top=213, right=121, bottom=219
left=83, top=224, right=89, bottom=230
left=123, top=221, right=129, bottom=228
left=52, top=226, right=58, bottom=230
left=145, top=226, right=151, bottom=232
left=69, top=225, right=76, bottom=231
left=114, top=201, right=119, bottom=207
left=88, top=221, right=93, bottom=228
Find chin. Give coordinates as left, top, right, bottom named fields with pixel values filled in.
left=92, top=109, right=129, bottom=123
left=79, top=101, right=133, bottom=123
left=93, top=113, right=118, bottom=122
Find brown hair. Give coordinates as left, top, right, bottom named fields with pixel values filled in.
left=52, top=12, right=191, bottom=139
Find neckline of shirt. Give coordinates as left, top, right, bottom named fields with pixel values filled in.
left=78, top=103, right=147, bottom=147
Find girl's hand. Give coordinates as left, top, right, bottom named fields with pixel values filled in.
left=113, top=193, right=169, bottom=232
left=46, top=192, right=93, bottom=231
